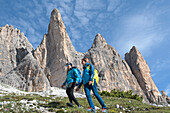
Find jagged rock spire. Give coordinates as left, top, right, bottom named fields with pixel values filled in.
left=1, top=8, right=166, bottom=104
left=0, top=25, right=50, bottom=92
left=0, top=24, right=34, bottom=75
left=48, top=8, right=75, bottom=52
left=34, top=8, right=83, bottom=87
left=92, top=33, right=107, bottom=48
left=161, top=90, right=170, bottom=104
left=125, top=46, right=167, bottom=104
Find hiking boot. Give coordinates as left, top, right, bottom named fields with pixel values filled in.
left=66, top=103, right=73, bottom=107
left=102, top=108, right=107, bottom=113
left=78, top=105, right=83, bottom=108
left=87, top=107, right=95, bottom=113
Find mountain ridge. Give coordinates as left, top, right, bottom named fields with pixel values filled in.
left=0, top=8, right=169, bottom=105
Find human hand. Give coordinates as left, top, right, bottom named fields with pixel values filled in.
left=61, top=85, right=64, bottom=88
left=89, top=81, right=92, bottom=85
left=75, top=81, right=77, bottom=85
left=76, top=88, right=80, bottom=92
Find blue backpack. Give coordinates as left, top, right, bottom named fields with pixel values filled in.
left=71, top=67, right=82, bottom=86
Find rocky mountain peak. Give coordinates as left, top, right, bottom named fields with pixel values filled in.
left=92, top=33, right=107, bottom=48
left=47, top=8, right=75, bottom=52
left=34, top=8, right=83, bottom=87
left=161, top=90, right=170, bottom=104
left=0, top=24, right=50, bottom=91
left=125, top=46, right=167, bottom=104
left=130, top=46, right=138, bottom=52
left=49, top=8, right=65, bottom=32
left=1, top=8, right=169, bottom=105
left=126, top=46, right=139, bottom=57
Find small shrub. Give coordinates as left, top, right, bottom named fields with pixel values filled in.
left=99, top=89, right=143, bottom=102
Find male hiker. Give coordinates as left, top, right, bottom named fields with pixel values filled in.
left=76, top=58, right=107, bottom=113
left=61, top=62, right=82, bottom=108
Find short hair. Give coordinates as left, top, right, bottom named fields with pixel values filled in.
left=66, top=62, right=72, bottom=67
left=82, top=57, right=89, bottom=63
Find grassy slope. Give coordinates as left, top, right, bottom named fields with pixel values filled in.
left=0, top=93, right=169, bottom=113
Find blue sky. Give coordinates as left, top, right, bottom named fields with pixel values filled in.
left=0, top=0, right=170, bottom=96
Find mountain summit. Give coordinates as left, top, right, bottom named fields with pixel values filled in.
left=34, top=8, right=83, bottom=87
left=0, top=8, right=169, bottom=105
left=92, top=33, right=107, bottom=48
left=125, top=46, right=167, bottom=104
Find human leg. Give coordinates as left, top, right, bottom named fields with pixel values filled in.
left=69, top=83, right=81, bottom=106
left=92, top=81, right=107, bottom=109
left=66, top=83, right=73, bottom=104
left=84, top=83, right=95, bottom=109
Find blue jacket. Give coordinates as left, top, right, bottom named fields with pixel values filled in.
left=82, top=62, right=95, bottom=85
left=62, top=68, right=79, bottom=86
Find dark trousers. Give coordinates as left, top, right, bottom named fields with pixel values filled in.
left=66, top=82, right=80, bottom=106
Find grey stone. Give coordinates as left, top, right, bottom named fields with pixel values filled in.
left=0, top=25, right=33, bottom=76
left=0, top=25, right=50, bottom=92
left=0, top=53, right=50, bottom=92
left=0, top=8, right=167, bottom=105
left=125, top=46, right=168, bottom=104
left=34, top=8, right=148, bottom=103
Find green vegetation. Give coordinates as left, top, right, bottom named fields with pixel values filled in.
left=99, top=89, right=143, bottom=102
left=0, top=93, right=169, bottom=113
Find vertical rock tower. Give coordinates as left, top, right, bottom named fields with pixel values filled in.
left=0, top=8, right=168, bottom=104
left=125, top=46, right=167, bottom=104
left=34, top=8, right=84, bottom=87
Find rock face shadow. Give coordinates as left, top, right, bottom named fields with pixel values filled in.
left=16, top=48, right=28, bottom=65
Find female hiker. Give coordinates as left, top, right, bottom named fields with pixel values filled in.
left=61, top=62, right=82, bottom=108
left=76, top=58, right=107, bottom=113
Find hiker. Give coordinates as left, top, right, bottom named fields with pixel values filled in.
left=76, top=58, right=107, bottom=113
left=61, top=62, right=82, bottom=108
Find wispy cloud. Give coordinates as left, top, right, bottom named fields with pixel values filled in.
left=0, top=0, right=52, bottom=49
left=150, top=58, right=170, bottom=76
left=113, top=1, right=169, bottom=58
left=1, top=0, right=169, bottom=55
left=1, top=0, right=126, bottom=52
left=107, top=0, right=126, bottom=15
left=165, top=84, right=170, bottom=96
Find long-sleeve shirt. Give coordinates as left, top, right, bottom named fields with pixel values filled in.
left=78, top=62, right=94, bottom=88
left=62, top=68, right=79, bottom=86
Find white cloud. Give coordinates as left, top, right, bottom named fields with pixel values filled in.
left=83, top=0, right=106, bottom=10
left=113, top=4, right=168, bottom=58
left=26, top=8, right=35, bottom=18
left=165, top=84, right=170, bottom=96
left=150, top=59, right=170, bottom=72
left=151, top=73, right=156, bottom=77
left=75, top=0, right=106, bottom=10
left=74, top=0, right=107, bottom=27
left=107, top=0, right=126, bottom=15
left=70, top=28, right=81, bottom=40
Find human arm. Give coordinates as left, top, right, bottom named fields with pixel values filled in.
left=89, top=64, right=95, bottom=85
left=76, top=80, right=83, bottom=91
left=73, top=68, right=79, bottom=85
left=61, top=79, right=67, bottom=88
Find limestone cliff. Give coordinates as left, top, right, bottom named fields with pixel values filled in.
left=0, top=25, right=50, bottom=91
left=34, top=9, right=149, bottom=102
left=34, top=8, right=169, bottom=104
left=161, top=90, right=170, bottom=104
left=34, top=8, right=84, bottom=87
left=85, top=34, right=145, bottom=95
left=0, top=25, right=33, bottom=76
left=0, top=8, right=168, bottom=104
left=125, top=46, right=167, bottom=104
left=1, top=53, right=50, bottom=92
